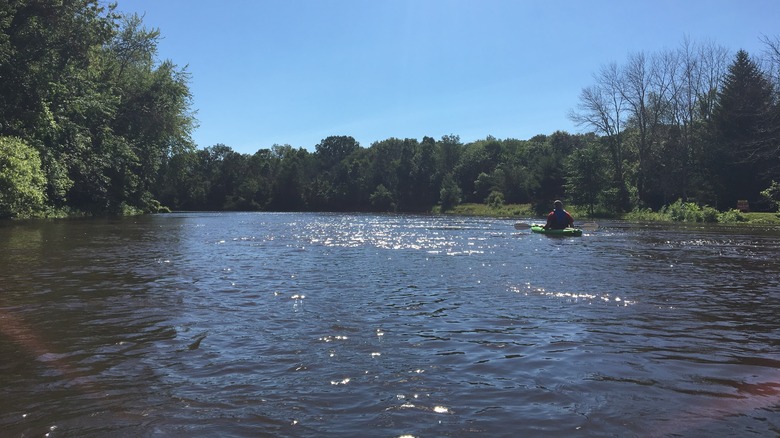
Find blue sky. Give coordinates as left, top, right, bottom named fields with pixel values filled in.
left=117, top=0, right=780, bottom=154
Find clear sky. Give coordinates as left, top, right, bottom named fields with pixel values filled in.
left=116, top=0, right=779, bottom=154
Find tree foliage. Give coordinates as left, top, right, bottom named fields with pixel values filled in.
left=0, top=1, right=194, bottom=216
left=0, top=136, right=46, bottom=218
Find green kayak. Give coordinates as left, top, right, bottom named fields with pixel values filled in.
left=530, top=225, right=583, bottom=237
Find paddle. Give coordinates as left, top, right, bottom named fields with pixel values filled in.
left=580, top=222, right=599, bottom=231
left=513, top=222, right=598, bottom=230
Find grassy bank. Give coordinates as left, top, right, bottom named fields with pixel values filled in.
left=436, top=203, right=536, bottom=218
left=440, top=203, right=780, bottom=226
left=740, top=212, right=780, bottom=225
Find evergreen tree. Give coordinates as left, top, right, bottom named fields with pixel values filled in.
left=712, top=50, right=776, bottom=209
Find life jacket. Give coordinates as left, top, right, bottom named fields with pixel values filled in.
left=552, top=209, right=570, bottom=228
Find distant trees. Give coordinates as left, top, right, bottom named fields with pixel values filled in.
left=151, top=132, right=601, bottom=214
left=564, top=137, right=610, bottom=216
left=1, top=6, right=778, bottom=219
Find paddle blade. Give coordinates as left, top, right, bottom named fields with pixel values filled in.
left=514, top=222, right=532, bottom=230
left=580, top=222, right=599, bottom=231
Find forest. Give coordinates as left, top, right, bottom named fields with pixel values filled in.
left=2, top=0, right=779, bottom=219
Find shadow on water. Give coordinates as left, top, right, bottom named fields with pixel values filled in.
left=0, top=216, right=191, bottom=436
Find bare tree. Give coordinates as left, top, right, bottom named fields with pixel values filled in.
left=569, top=62, right=630, bottom=210
left=755, top=35, right=780, bottom=176
left=697, top=40, right=731, bottom=121
left=759, top=34, right=780, bottom=91
left=667, top=38, right=701, bottom=201
left=663, top=38, right=731, bottom=203
left=620, top=50, right=677, bottom=205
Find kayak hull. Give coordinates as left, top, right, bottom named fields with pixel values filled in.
left=530, top=225, right=583, bottom=237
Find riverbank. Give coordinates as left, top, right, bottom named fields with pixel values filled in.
left=441, top=203, right=780, bottom=225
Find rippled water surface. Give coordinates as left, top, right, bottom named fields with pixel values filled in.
left=1, top=213, right=779, bottom=437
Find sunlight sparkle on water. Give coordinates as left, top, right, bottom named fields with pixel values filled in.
left=319, top=335, right=348, bottom=342
left=509, top=284, right=636, bottom=306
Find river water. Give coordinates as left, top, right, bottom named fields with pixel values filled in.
left=1, top=212, right=778, bottom=437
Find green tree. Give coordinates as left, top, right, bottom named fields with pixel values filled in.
left=495, top=138, right=534, bottom=204
left=473, top=172, right=496, bottom=202
left=0, top=3, right=194, bottom=215
left=370, top=184, right=396, bottom=211
left=407, top=136, right=439, bottom=211
left=315, top=135, right=360, bottom=170
left=712, top=49, right=776, bottom=209
left=565, top=141, right=610, bottom=215
left=0, top=0, right=117, bottom=212
left=454, top=139, right=499, bottom=203
left=329, top=148, right=373, bottom=211
left=268, top=145, right=312, bottom=211
left=439, top=173, right=462, bottom=211
left=436, top=134, right=462, bottom=175
left=760, top=180, right=780, bottom=212
left=0, top=137, right=47, bottom=218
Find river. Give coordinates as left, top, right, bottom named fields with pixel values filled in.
left=1, top=212, right=778, bottom=437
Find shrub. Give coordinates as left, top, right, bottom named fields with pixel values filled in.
left=662, top=199, right=719, bottom=223
left=0, top=136, right=47, bottom=218
left=761, top=180, right=780, bottom=212
left=700, top=206, right=719, bottom=223
left=486, top=191, right=505, bottom=208
left=718, top=209, right=746, bottom=223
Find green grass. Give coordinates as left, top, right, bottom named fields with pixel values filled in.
left=742, top=212, right=780, bottom=225
left=441, top=203, right=609, bottom=220
left=440, top=202, right=780, bottom=226
left=439, top=203, right=535, bottom=218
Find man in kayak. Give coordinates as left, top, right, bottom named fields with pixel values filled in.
left=544, top=200, right=574, bottom=229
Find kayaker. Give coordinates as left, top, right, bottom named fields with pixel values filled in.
left=544, top=200, right=574, bottom=229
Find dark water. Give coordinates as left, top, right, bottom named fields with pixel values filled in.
left=1, top=213, right=778, bottom=437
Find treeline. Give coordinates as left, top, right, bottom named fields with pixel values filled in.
left=155, top=133, right=596, bottom=214
left=2, top=2, right=779, bottom=219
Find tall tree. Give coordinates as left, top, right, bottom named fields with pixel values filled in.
left=712, top=50, right=776, bottom=208
left=267, top=145, right=312, bottom=211
left=621, top=51, right=676, bottom=207
left=570, top=63, right=631, bottom=210
left=565, top=140, right=610, bottom=216
left=314, top=135, right=360, bottom=170
left=407, top=136, right=439, bottom=211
